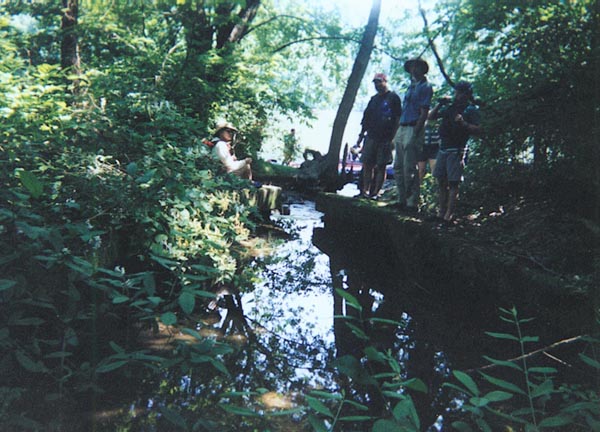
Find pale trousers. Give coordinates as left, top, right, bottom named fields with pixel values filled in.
left=393, top=125, right=424, bottom=207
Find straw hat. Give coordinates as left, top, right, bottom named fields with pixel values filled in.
left=403, top=58, right=429, bottom=74
left=213, top=120, right=238, bottom=135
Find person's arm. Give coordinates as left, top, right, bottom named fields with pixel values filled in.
left=414, top=84, right=433, bottom=135
left=455, top=114, right=482, bottom=136
left=215, top=141, right=247, bottom=172
left=415, top=106, right=429, bottom=136
left=456, top=107, right=482, bottom=136
left=428, top=98, right=449, bottom=120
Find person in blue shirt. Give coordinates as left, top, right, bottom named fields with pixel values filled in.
left=392, top=58, right=433, bottom=212
left=429, top=81, right=481, bottom=224
left=356, top=73, right=402, bottom=199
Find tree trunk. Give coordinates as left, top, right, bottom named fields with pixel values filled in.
left=60, top=0, right=80, bottom=75
left=317, top=0, right=381, bottom=190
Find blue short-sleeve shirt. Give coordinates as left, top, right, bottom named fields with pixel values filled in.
left=400, top=78, right=433, bottom=124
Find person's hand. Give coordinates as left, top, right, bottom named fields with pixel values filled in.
left=245, top=157, right=252, bottom=165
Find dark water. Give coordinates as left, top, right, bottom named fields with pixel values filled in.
left=84, top=191, right=594, bottom=431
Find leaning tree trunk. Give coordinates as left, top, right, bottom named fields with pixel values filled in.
left=319, top=0, right=381, bottom=190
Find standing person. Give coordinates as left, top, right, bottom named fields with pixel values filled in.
left=356, top=73, right=402, bottom=199
left=282, top=128, right=299, bottom=165
left=429, top=81, right=481, bottom=224
left=392, top=58, right=433, bottom=211
left=212, top=121, right=253, bottom=180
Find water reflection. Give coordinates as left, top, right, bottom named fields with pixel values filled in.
left=89, top=197, right=592, bottom=431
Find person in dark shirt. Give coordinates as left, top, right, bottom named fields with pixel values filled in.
left=356, top=73, right=402, bottom=199
left=428, top=81, right=481, bottom=224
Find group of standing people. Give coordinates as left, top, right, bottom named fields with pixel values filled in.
left=357, top=57, right=481, bottom=224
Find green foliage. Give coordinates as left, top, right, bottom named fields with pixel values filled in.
left=445, top=307, right=600, bottom=431
left=301, top=289, right=426, bottom=431
left=436, top=0, right=600, bottom=215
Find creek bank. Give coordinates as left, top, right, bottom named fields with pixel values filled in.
left=313, top=192, right=596, bottom=337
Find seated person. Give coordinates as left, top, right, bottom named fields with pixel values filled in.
left=212, top=121, right=252, bottom=180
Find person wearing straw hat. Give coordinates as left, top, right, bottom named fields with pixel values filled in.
left=392, top=58, right=433, bottom=212
left=212, top=121, right=253, bottom=179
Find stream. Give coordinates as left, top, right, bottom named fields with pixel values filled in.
left=89, top=188, right=594, bottom=431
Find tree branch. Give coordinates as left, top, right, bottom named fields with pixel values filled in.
left=272, top=35, right=362, bottom=54
left=418, top=2, right=454, bottom=88
left=467, top=335, right=586, bottom=372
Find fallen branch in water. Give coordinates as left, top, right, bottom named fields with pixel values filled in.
left=468, top=335, right=586, bottom=372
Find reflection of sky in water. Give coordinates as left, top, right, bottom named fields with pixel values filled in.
left=244, top=201, right=336, bottom=383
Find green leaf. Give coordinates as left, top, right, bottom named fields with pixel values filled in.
left=335, top=288, right=362, bottom=311
left=15, top=351, right=48, bottom=373
left=13, top=317, right=45, bottom=326
left=367, top=317, right=403, bottom=326
left=0, top=279, right=16, bottom=291
left=530, top=379, right=554, bottom=398
left=521, top=336, right=539, bottom=343
left=451, top=421, right=474, bottom=432
left=482, top=355, right=522, bottom=371
left=161, top=312, right=177, bottom=326
left=579, top=353, right=600, bottom=369
left=345, top=322, right=368, bottom=340
left=179, top=290, right=195, bottom=314
left=18, top=170, right=44, bottom=198
left=469, top=397, right=489, bottom=407
left=264, top=407, right=304, bottom=417
left=339, top=415, right=373, bottom=421
left=159, top=406, right=188, bottom=429
left=538, top=415, right=573, bottom=427
left=480, top=372, right=526, bottom=395
left=483, top=390, right=513, bottom=402
left=126, top=162, right=138, bottom=175
left=308, top=390, right=343, bottom=400
left=484, top=331, right=519, bottom=341
left=403, top=378, right=428, bottom=394
left=305, top=396, right=334, bottom=418
left=219, top=404, right=258, bottom=417
left=209, top=358, right=230, bottom=376
left=112, top=295, right=129, bottom=304
left=372, top=419, right=401, bottom=432
left=528, top=366, right=557, bottom=374
left=181, top=327, right=203, bottom=340
left=453, top=371, right=480, bottom=396
left=96, top=360, right=128, bottom=373
left=343, top=400, right=369, bottom=411
left=364, top=346, right=386, bottom=363
left=307, top=414, right=328, bottom=432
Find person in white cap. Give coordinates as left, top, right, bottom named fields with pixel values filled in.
left=212, top=121, right=253, bottom=180
left=356, top=72, right=402, bottom=199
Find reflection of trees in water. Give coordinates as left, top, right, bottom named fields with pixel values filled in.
left=330, top=256, right=455, bottom=430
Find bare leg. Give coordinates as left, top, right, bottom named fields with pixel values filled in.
left=444, top=184, right=459, bottom=221
left=418, top=161, right=427, bottom=181
left=428, top=158, right=436, bottom=175
left=361, top=163, right=375, bottom=196
left=370, top=165, right=387, bottom=197
left=437, top=178, right=448, bottom=218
